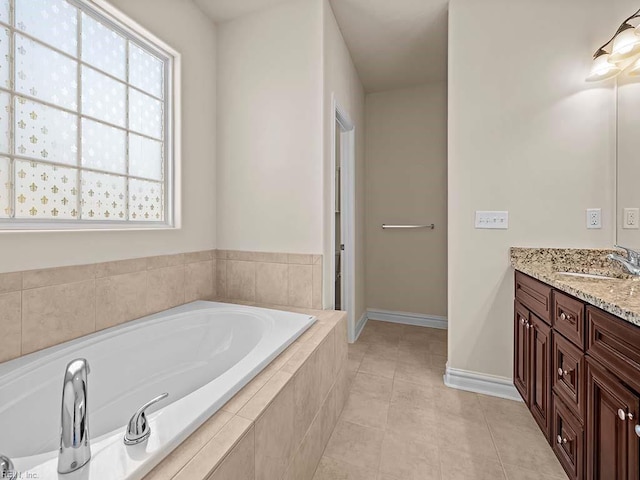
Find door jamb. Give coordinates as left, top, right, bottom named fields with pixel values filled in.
left=330, top=95, right=356, bottom=342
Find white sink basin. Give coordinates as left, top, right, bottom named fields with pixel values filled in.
left=556, top=272, right=618, bottom=280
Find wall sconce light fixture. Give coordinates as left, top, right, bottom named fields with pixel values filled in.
left=587, top=8, right=640, bottom=82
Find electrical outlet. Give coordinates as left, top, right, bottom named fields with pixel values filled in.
left=624, top=208, right=640, bottom=229
left=586, top=208, right=602, bottom=229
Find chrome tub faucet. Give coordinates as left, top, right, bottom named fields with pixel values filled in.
left=58, top=358, right=91, bottom=474
left=0, top=455, right=14, bottom=479
left=608, top=245, right=640, bottom=276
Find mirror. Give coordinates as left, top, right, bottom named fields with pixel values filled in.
left=617, top=76, right=640, bottom=249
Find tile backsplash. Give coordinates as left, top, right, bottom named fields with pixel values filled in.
left=0, top=250, right=322, bottom=363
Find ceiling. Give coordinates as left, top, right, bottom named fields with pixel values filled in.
left=194, top=0, right=448, bottom=92
left=328, top=0, right=448, bottom=92
left=194, top=0, right=289, bottom=23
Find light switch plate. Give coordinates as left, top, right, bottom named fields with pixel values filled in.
left=623, top=208, right=640, bottom=229
left=475, top=211, right=509, bottom=229
left=586, top=208, right=602, bottom=229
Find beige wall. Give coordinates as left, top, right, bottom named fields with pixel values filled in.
left=322, top=0, right=366, bottom=320
left=0, top=0, right=218, bottom=274
left=216, top=0, right=324, bottom=255
left=448, top=0, right=616, bottom=380
left=365, top=83, right=448, bottom=317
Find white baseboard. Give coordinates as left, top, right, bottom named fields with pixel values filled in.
left=444, top=365, right=522, bottom=401
left=354, top=311, right=368, bottom=341
left=366, top=309, right=448, bottom=330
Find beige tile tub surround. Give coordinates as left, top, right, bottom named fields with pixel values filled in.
left=0, top=251, right=216, bottom=360
left=216, top=251, right=323, bottom=310
left=143, top=308, right=348, bottom=480
left=0, top=249, right=324, bottom=363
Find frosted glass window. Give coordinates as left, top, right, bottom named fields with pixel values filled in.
left=129, top=88, right=163, bottom=139
left=1, top=0, right=173, bottom=227
left=14, top=160, right=78, bottom=219
left=0, top=28, right=8, bottom=89
left=81, top=119, right=126, bottom=174
left=0, top=157, right=10, bottom=218
left=129, top=179, right=163, bottom=222
left=0, top=0, right=8, bottom=25
left=0, top=92, right=8, bottom=154
left=81, top=171, right=126, bottom=220
left=82, top=66, right=126, bottom=127
left=129, top=134, right=163, bottom=181
left=15, top=34, right=78, bottom=110
left=130, top=43, right=164, bottom=98
left=81, top=13, right=126, bottom=80
left=15, top=0, right=78, bottom=57
left=15, top=97, right=78, bottom=165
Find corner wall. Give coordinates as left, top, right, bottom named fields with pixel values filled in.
left=0, top=0, right=218, bottom=273
left=216, top=0, right=324, bottom=255
left=448, top=0, right=616, bottom=380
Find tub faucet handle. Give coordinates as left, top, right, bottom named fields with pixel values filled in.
left=1, top=455, right=14, bottom=479
left=124, top=393, right=169, bottom=445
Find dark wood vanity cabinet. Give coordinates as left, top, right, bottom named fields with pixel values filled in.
left=514, top=272, right=640, bottom=480
left=514, top=276, right=552, bottom=439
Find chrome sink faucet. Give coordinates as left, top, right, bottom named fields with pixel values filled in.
left=58, top=358, right=91, bottom=474
left=607, top=245, right=640, bottom=276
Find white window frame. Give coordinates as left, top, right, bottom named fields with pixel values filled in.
left=0, top=0, right=181, bottom=231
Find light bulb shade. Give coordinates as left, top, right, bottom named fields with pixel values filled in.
left=628, top=56, right=640, bottom=76
left=586, top=52, right=621, bottom=82
left=610, top=25, right=640, bottom=62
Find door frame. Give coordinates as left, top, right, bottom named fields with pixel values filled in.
left=330, top=95, right=356, bottom=342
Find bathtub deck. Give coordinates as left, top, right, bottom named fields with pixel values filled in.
left=143, top=304, right=348, bottom=480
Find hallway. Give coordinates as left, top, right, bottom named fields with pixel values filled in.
left=313, top=320, right=568, bottom=480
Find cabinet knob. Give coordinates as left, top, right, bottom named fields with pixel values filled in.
left=558, top=368, right=563, bottom=377
left=556, top=435, right=567, bottom=445
left=526, top=323, right=531, bottom=329
left=560, top=313, right=566, bottom=320
left=557, top=368, right=570, bottom=377
left=618, top=408, right=633, bottom=421
left=520, top=318, right=526, bottom=325
left=635, top=425, right=640, bottom=438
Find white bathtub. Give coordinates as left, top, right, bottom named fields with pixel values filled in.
left=0, top=301, right=315, bottom=479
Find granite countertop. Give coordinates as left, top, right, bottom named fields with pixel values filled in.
left=510, top=248, right=640, bottom=328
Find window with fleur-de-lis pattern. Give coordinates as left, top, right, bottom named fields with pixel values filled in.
left=0, top=0, right=173, bottom=227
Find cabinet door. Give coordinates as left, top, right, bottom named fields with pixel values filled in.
left=553, top=332, right=585, bottom=420
left=553, top=394, right=584, bottom=480
left=587, top=358, right=640, bottom=480
left=514, top=301, right=530, bottom=404
left=530, top=313, right=552, bottom=439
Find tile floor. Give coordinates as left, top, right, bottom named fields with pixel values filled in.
left=312, top=320, right=568, bottom=480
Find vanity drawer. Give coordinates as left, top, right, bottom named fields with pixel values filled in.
left=552, top=394, right=584, bottom=480
left=552, top=332, right=585, bottom=420
left=587, top=306, right=640, bottom=392
left=553, top=291, right=585, bottom=349
left=515, top=272, right=552, bottom=324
